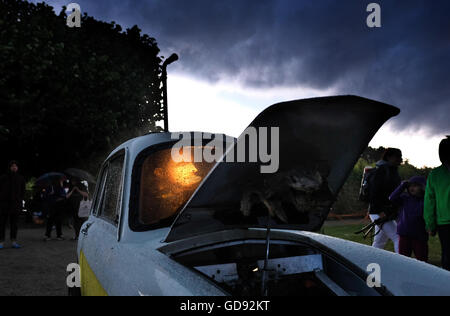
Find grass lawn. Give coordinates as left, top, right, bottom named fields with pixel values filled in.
left=321, top=223, right=442, bottom=268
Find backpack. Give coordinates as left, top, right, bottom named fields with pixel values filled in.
left=359, top=166, right=378, bottom=202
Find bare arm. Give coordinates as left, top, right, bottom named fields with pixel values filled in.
left=79, top=190, right=89, bottom=199
left=75, top=187, right=89, bottom=199
left=66, top=188, right=76, bottom=199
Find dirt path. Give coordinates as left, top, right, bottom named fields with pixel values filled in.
left=0, top=224, right=77, bottom=296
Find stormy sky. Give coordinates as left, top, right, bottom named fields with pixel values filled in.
left=32, top=0, right=450, bottom=165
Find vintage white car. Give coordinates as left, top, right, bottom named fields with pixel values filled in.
left=75, top=95, right=450, bottom=296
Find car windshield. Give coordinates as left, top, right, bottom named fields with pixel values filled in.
left=139, top=146, right=215, bottom=225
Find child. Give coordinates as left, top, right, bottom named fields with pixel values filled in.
left=389, top=176, right=428, bottom=262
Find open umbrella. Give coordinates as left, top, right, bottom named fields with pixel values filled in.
left=35, top=172, right=66, bottom=190
left=64, top=168, right=96, bottom=184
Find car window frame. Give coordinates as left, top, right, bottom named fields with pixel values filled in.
left=129, top=141, right=178, bottom=232
left=96, top=150, right=126, bottom=227
left=92, top=163, right=108, bottom=217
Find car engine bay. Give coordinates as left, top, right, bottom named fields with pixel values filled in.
left=172, top=239, right=383, bottom=296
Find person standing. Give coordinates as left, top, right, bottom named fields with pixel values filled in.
left=0, top=161, right=26, bottom=249
left=390, top=176, right=429, bottom=262
left=67, top=179, right=89, bottom=240
left=44, top=176, right=75, bottom=241
left=424, top=136, right=450, bottom=270
left=368, top=148, right=403, bottom=253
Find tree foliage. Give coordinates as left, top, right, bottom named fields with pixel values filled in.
left=0, top=0, right=163, bottom=176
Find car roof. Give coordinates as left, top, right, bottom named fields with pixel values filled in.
left=106, top=131, right=235, bottom=161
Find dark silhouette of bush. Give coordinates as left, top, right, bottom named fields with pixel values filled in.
left=0, top=0, right=163, bottom=176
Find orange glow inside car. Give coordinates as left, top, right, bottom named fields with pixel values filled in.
left=139, top=147, right=214, bottom=225
left=169, top=162, right=202, bottom=187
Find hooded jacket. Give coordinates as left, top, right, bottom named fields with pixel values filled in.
left=369, top=160, right=402, bottom=215
left=0, top=171, right=26, bottom=213
left=389, top=176, right=428, bottom=241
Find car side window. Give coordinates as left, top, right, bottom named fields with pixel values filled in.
left=92, top=165, right=108, bottom=216
left=98, top=153, right=125, bottom=225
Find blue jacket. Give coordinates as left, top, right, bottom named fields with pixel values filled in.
left=389, top=177, right=428, bottom=241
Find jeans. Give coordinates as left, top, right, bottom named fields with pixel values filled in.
left=45, top=203, right=64, bottom=238
left=0, top=210, right=19, bottom=242
left=73, top=215, right=87, bottom=239
left=438, top=224, right=450, bottom=271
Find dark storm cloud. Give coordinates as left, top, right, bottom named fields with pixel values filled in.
left=42, top=0, right=450, bottom=134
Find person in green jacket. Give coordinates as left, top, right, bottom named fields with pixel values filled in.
left=424, top=136, right=450, bottom=270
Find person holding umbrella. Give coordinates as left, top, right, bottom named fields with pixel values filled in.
left=35, top=172, right=66, bottom=228
left=67, top=178, right=89, bottom=240
left=64, top=169, right=96, bottom=185
left=64, top=169, right=95, bottom=240
left=43, top=175, right=76, bottom=241
left=0, top=161, right=26, bottom=249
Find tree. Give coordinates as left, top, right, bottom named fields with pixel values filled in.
left=361, top=146, right=386, bottom=163
left=0, top=0, right=164, bottom=177
left=0, top=126, right=8, bottom=143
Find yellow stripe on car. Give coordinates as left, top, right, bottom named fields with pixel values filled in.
left=80, top=251, right=108, bottom=296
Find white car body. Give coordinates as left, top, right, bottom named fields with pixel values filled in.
left=77, top=96, right=450, bottom=296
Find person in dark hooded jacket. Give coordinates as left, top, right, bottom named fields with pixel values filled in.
left=0, top=161, right=26, bottom=249
left=368, top=148, right=403, bottom=253
left=44, top=176, right=76, bottom=241
left=390, top=176, right=428, bottom=262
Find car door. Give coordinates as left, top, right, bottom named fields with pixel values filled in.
left=78, top=150, right=125, bottom=296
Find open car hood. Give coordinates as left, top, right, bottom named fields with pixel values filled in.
left=165, top=95, right=400, bottom=242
